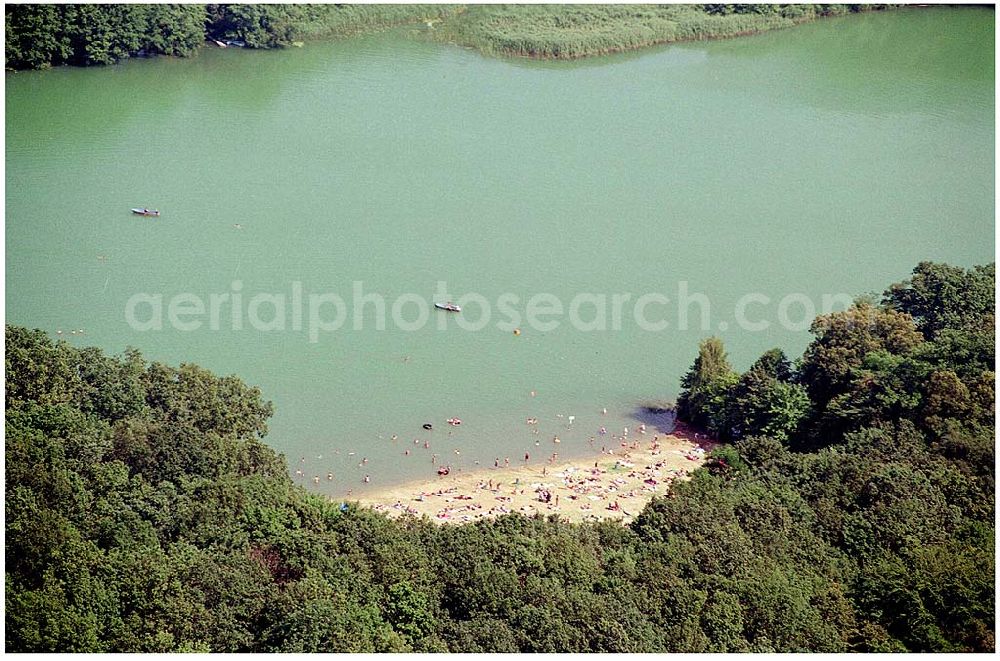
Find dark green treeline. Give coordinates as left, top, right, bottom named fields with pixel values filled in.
left=4, top=4, right=458, bottom=69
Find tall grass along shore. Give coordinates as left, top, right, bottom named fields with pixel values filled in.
left=430, top=4, right=887, bottom=60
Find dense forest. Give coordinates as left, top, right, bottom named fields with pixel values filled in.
left=3, top=4, right=458, bottom=69
left=5, top=3, right=890, bottom=69
left=5, top=261, right=994, bottom=652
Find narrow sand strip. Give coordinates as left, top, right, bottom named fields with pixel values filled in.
left=355, top=424, right=715, bottom=524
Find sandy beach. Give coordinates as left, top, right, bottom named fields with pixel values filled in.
left=355, top=424, right=715, bottom=524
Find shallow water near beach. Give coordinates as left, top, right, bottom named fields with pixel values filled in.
left=6, top=8, right=994, bottom=496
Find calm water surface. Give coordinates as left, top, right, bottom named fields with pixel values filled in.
left=6, top=8, right=994, bottom=495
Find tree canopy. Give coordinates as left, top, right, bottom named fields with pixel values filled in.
left=4, top=4, right=459, bottom=68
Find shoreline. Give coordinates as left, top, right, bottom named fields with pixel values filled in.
left=435, top=21, right=803, bottom=63
left=425, top=5, right=900, bottom=62
left=7, top=5, right=908, bottom=71
left=354, top=423, right=716, bottom=525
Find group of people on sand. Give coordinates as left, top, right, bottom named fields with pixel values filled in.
left=365, top=428, right=702, bottom=524
left=300, top=404, right=689, bottom=503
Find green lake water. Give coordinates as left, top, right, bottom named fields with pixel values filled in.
left=6, top=8, right=994, bottom=495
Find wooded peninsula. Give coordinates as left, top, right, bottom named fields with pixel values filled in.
left=6, top=262, right=994, bottom=652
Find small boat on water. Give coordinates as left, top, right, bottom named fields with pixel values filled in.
left=131, top=208, right=160, bottom=217
left=435, top=302, right=461, bottom=312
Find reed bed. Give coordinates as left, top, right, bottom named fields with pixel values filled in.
left=431, top=4, right=882, bottom=59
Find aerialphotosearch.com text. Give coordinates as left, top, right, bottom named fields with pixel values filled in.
left=124, top=280, right=856, bottom=342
